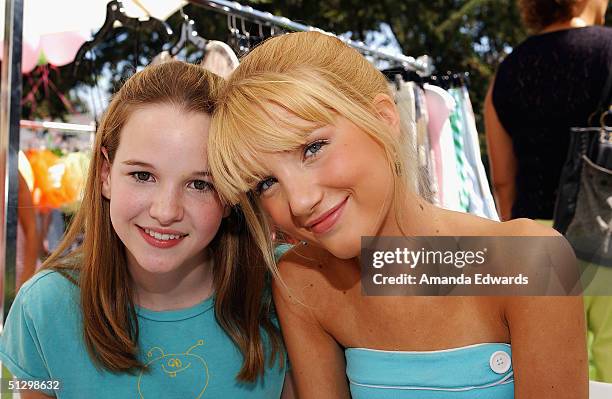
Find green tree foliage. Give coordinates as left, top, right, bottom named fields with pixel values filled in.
left=10, top=0, right=612, bottom=133
left=242, top=0, right=527, bottom=134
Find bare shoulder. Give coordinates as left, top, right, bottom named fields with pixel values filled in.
left=273, top=244, right=337, bottom=304
left=500, top=222, right=582, bottom=324
left=435, top=208, right=555, bottom=237
left=277, top=244, right=332, bottom=283
left=440, top=205, right=560, bottom=237
left=498, top=218, right=561, bottom=237
left=462, top=215, right=561, bottom=237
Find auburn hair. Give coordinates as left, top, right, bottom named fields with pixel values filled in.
left=42, top=61, right=283, bottom=382
left=518, top=0, right=579, bottom=31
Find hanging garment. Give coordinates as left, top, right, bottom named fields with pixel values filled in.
left=424, top=84, right=462, bottom=211
left=150, top=50, right=174, bottom=65
left=446, top=87, right=498, bottom=219
left=454, top=86, right=499, bottom=220
left=394, top=81, right=435, bottom=201
left=200, top=41, right=240, bottom=78
left=448, top=90, right=471, bottom=212
left=414, top=84, right=437, bottom=203
left=393, top=81, right=419, bottom=194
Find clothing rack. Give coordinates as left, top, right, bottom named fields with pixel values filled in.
left=20, top=120, right=96, bottom=133
left=189, top=0, right=433, bottom=75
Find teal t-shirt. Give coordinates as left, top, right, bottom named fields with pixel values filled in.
left=0, top=270, right=285, bottom=398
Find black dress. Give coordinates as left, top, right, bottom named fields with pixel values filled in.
left=492, top=26, right=612, bottom=220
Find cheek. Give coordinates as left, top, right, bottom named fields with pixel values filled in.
left=191, top=196, right=225, bottom=234
left=109, top=182, right=149, bottom=220
left=261, top=197, right=294, bottom=231
left=323, top=150, right=361, bottom=188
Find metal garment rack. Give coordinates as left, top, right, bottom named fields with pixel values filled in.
left=1, top=0, right=23, bottom=327
left=189, top=0, right=433, bottom=75
left=0, top=0, right=430, bottom=335
left=20, top=120, right=96, bottom=133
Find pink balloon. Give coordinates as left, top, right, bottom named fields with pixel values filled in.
left=21, top=35, right=40, bottom=74
left=0, top=36, right=40, bottom=74
left=40, top=31, right=88, bottom=67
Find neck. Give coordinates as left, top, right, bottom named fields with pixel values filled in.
left=380, top=193, right=446, bottom=237
left=129, top=253, right=215, bottom=312
left=540, top=17, right=589, bottom=33
left=540, top=1, right=605, bottom=34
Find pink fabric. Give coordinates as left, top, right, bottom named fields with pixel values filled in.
left=424, top=84, right=452, bottom=205
left=40, top=31, right=88, bottom=66
left=0, top=31, right=88, bottom=73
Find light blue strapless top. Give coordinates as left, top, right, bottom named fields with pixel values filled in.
left=346, top=343, right=514, bottom=398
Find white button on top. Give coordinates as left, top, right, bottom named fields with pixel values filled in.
left=489, top=351, right=512, bottom=374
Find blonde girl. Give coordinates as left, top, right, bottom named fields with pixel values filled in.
left=208, top=32, right=588, bottom=399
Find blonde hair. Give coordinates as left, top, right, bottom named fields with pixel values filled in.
left=42, top=61, right=282, bottom=382
left=209, top=31, right=419, bottom=273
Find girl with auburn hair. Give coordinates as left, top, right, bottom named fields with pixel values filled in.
left=209, top=31, right=588, bottom=398
left=0, top=61, right=291, bottom=398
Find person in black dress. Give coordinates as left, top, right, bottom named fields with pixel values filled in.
left=485, top=0, right=612, bottom=222
left=485, top=0, right=612, bottom=383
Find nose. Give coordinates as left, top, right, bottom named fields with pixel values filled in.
left=149, top=184, right=183, bottom=225
left=283, top=177, right=323, bottom=219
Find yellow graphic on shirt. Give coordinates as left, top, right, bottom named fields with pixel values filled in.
left=137, top=339, right=209, bottom=398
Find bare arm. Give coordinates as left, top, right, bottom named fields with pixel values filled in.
left=17, top=172, right=39, bottom=289
left=273, top=257, right=350, bottom=399
left=505, top=295, right=588, bottom=398
left=280, top=370, right=297, bottom=399
left=500, top=220, right=588, bottom=397
left=484, top=83, right=517, bottom=221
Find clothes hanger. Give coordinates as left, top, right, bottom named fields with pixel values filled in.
left=167, top=9, right=208, bottom=57
left=381, top=67, right=424, bottom=87
left=72, top=0, right=172, bottom=75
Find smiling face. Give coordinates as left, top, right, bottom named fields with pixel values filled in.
left=101, top=103, right=224, bottom=278
left=255, top=110, right=398, bottom=259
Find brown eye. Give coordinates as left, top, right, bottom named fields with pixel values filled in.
left=189, top=180, right=213, bottom=192
left=130, top=172, right=153, bottom=182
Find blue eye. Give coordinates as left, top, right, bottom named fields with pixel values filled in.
left=304, top=140, right=328, bottom=158
left=130, top=172, right=153, bottom=183
left=256, top=177, right=277, bottom=194
left=189, top=180, right=214, bottom=192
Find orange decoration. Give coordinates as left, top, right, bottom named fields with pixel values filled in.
left=25, top=149, right=88, bottom=210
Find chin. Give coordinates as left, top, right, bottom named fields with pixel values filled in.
left=133, top=256, right=181, bottom=275
left=325, top=242, right=361, bottom=260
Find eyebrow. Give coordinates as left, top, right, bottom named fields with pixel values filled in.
left=122, top=160, right=154, bottom=168
left=121, top=160, right=211, bottom=177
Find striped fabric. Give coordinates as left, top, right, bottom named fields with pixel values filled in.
left=448, top=90, right=470, bottom=212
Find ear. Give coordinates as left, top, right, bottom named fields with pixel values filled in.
left=100, top=147, right=112, bottom=200
left=372, top=93, right=401, bottom=138
left=223, top=205, right=231, bottom=218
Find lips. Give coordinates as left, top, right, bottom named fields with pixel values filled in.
left=306, top=197, right=349, bottom=235
left=137, top=226, right=187, bottom=249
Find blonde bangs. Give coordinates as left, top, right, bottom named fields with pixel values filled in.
left=210, top=71, right=339, bottom=204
